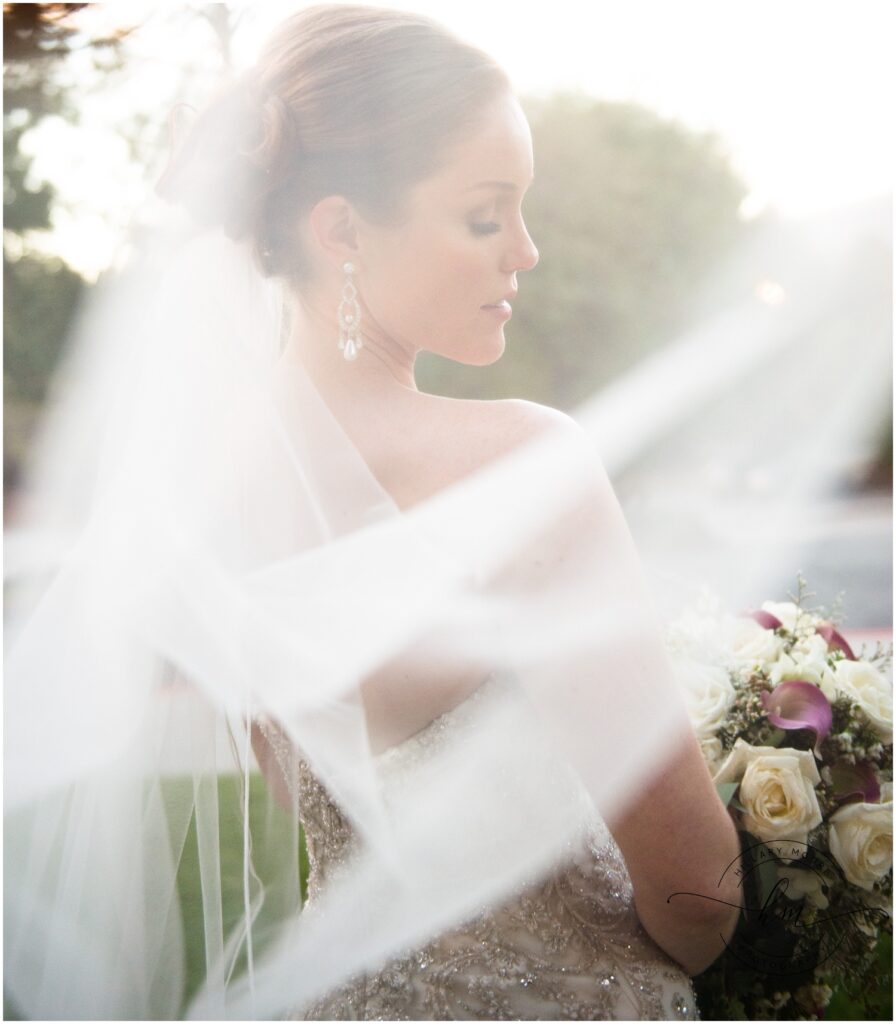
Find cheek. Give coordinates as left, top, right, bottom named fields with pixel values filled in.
left=398, top=238, right=490, bottom=330
left=364, top=229, right=501, bottom=360
left=421, top=243, right=486, bottom=313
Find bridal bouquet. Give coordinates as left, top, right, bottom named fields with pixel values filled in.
left=666, top=580, right=893, bottom=1021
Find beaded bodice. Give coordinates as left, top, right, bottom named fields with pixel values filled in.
left=261, top=684, right=698, bottom=1020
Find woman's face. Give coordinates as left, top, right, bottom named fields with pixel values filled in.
left=356, top=92, right=539, bottom=366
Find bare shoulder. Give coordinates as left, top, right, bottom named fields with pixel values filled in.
left=485, top=396, right=575, bottom=434
left=462, top=398, right=617, bottom=508
left=422, top=395, right=592, bottom=492
left=382, top=392, right=594, bottom=509
left=453, top=397, right=583, bottom=457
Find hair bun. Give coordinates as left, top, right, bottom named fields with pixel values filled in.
left=156, top=80, right=300, bottom=244
left=243, top=92, right=300, bottom=174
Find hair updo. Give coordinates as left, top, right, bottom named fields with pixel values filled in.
left=156, top=4, right=511, bottom=285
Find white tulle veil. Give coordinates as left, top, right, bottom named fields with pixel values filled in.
left=5, top=17, right=889, bottom=1020
left=4, top=125, right=706, bottom=1020
left=5, top=199, right=700, bottom=1018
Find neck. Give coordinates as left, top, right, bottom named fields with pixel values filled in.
left=283, top=289, right=419, bottom=396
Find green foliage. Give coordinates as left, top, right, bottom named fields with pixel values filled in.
left=3, top=254, right=83, bottom=401
left=417, top=93, right=748, bottom=409
left=716, top=781, right=739, bottom=807
left=827, top=929, right=893, bottom=1020
left=3, top=120, right=55, bottom=234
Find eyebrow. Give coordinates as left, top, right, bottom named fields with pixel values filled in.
left=462, top=180, right=530, bottom=193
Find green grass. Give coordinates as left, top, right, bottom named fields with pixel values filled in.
left=168, top=773, right=308, bottom=1014
left=3, top=773, right=307, bottom=1021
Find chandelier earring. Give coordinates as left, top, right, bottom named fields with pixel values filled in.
left=337, top=261, right=363, bottom=361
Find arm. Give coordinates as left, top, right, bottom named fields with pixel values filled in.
left=610, top=730, right=742, bottom=976
left=500, top=406, right=743, bottom=975
left=250, top=718, right=301, bottom=814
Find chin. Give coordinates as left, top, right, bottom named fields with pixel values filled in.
left=451, top=330, right=507, bottom=367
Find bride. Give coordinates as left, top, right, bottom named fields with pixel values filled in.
left=5, top=5, right=741, bottom=1020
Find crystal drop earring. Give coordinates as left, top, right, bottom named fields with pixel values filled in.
left=337, top=261, right=362, bottom=361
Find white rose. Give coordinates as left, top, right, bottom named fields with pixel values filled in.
left=769, top=633, right=836, bottom=695
left=795, top=984, right=833, bottom=1015
left=725, top=617, right=785, bottom=670
left=776, top=865, right=829, bottom=908
left=831, top=660, right=893, bottom=743
left=761, top=600, right=804, bottom=632
left=673, top=657, right=735, bottom=739
left=714, top=739, right=822, bottom=855
left=667, top=602, right=724, bottom=653
left=828, top=799, right=893, bottom=890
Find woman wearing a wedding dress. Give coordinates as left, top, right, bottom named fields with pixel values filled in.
left=5, top=5, right=743, bottom=1021
left=223, top=6, right=741, bottom=1019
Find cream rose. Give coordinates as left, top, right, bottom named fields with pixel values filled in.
left=725, top=616, right=785, bottom=670
left=760, top=600, right=804, bottom=632
left=831, top=660, right=893, bottom=743
left=828, top=799, right=893, bottom=890
left=714, top=739, right=822, bottom=854
left=673, top=657, right=735, bottom=739
left=769, top=633, right=836, bottom=695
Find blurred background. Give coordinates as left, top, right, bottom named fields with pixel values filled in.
left=3, top=1, right=892, bottom=631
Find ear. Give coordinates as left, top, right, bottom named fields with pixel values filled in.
left=307, top=195, right=362, bottom=272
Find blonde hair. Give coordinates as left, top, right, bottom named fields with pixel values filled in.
left=157, top=4, right=510, bottom=284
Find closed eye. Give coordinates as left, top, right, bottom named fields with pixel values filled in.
left=469, top=221, right=501, bottom=237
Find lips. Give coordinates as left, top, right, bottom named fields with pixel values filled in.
left=481, top=299, right=513, bottom=322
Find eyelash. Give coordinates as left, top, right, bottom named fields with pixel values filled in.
left=469, top=221, right=501, bottom=237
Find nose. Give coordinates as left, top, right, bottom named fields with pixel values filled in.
left=504, top=219, right=539, bottom=274
left=519, top=228, right=539, bottom=272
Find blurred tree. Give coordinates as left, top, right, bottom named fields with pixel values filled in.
left=3, top=4, right=89, bottom=237
left=3, top=5, right=258, bottom=507
left=4, top=252, right=83, bottom=404
left=3, top=2, right=88, bottom=61
left=3, top=3, right=131, bottom=486
left=417, top=93, right=750, bottom=409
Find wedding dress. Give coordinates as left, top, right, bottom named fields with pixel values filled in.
left=259, top=677, right=698, bottom=1021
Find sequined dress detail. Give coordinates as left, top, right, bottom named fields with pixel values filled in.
left=260, top=684, right=698, bottom=1020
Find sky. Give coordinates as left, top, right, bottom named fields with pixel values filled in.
left=16, top=0, right=895, bottom=280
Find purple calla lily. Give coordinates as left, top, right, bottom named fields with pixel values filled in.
left=816, top=622, right=857, bottom=661
left=750, top=610, right=783, bottom=630
left=761, top=679, right=833, bottom=756
left=830, top=760, right=881, bottom=804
